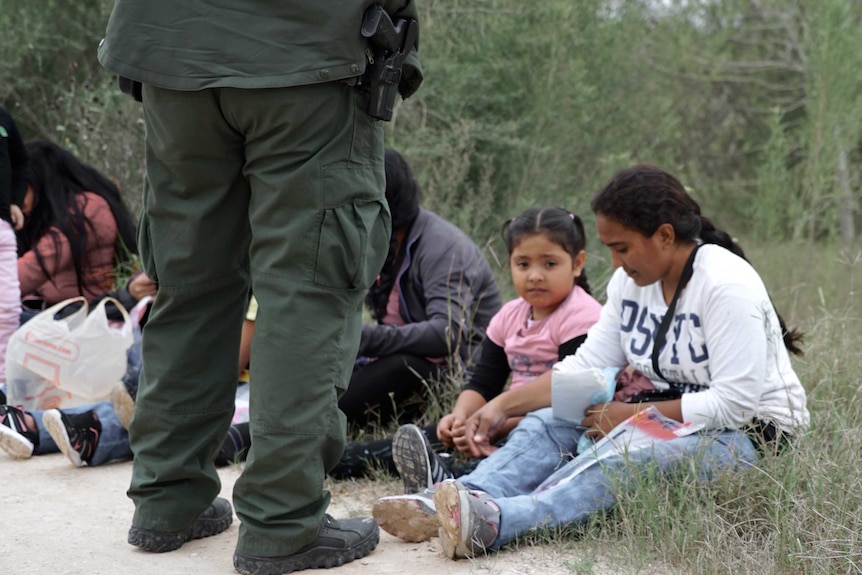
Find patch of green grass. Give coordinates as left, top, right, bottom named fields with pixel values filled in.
left=345, top=239, right=862, bottom=575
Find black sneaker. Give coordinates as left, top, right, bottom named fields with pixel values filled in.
left=233, top=514, right=378, bottom=575
left=42, top=409, right=101, bottom=467
left=392, top=423, right=453, bottom=493
left=128, top=497, right=234, bottom=553
left=0, top=404, right=38, bottom=459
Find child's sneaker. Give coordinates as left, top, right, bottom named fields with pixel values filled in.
left=0, top=404, right=37, bottom=459
left=433, top=479, right=500, bottom=559
left=42, top=409, right=102, bottom=467
left=111, top=380, right=136, bottom=430
left=392, top=423, right=453, bottom=493
left=372, top=486, right=440, bottom=542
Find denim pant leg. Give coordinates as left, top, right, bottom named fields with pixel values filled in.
left=31, top=408, right=59, bottom=455
left=458, top=408, right=584, bottom=498
left=490, top=429, right=759, bottom=548
left=89, top=401, right=132, bottom=466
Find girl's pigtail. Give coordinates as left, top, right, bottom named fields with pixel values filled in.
left=570, top=212, right=592, bottom=295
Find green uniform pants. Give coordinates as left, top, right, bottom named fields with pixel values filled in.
left=129, top=82, right=390, bottom=556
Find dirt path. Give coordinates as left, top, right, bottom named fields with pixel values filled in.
left=3, top=453, right=667, bottom=575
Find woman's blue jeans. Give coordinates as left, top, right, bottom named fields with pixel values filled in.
left=458, top=407, right=759, bottom=548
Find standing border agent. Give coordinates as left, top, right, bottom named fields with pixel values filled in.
left=97, top=3, right=422, bottom=573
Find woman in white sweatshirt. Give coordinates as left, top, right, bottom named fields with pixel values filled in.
left=373, top=163, right=809, bottom=560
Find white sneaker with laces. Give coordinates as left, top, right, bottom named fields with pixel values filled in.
left=0, top=404, right=37, bottom=459
left=372, top=486, right=440, bottom=542
left=433, top=479, right=501, bottom=559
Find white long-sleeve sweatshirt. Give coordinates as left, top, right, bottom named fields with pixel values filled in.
left=554, top=244, right=809, bottom=434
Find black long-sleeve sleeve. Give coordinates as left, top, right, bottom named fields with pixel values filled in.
left=557, top=334, right=587, bottom=361
left=0, top=106, right=30, bottom=224
left=463, top=333, right=590, bottom=402
left=462, top=339, right=511, bottom=402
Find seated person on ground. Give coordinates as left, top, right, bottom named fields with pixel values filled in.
left=16, top=140, right=137, bottom=309
left=339, top=148, right=502, bottom=428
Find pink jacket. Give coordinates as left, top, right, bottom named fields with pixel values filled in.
left=18, top=192, right=119, bottom=305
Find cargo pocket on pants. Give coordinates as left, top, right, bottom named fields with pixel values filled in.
left=314, top=168, right=390, bottom=291
left=136, top=212, right=158, bottom=285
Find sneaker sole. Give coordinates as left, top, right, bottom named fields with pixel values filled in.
left=111, top=382, right=135, bottom=430
left=434, top=481, right=473, bottom=559
left=372, top=497, right=439, bottom=542
left=42, top=410, right=85, bottom=467
left=0, top=423, right=34, bottom=459
left=392, top=424, right=432, bottom=493
left=233, top=523, right=379, bottom=574
left=128, top=499, right=233, bottom=553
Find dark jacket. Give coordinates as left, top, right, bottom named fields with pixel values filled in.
left=97, top=0, right=422, bottom=96
left=358, top=208, right=502, bottom=371
left=0, top=106, right=29, bottom=225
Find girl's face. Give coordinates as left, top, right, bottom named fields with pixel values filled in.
left=509, top=232, right=585, bottom=321
left=595, top=214, right=674, bottom=286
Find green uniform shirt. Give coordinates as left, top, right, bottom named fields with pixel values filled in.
left=98, top=1, right=421, bottom=95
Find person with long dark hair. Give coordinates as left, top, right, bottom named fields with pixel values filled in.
left=339, top=148, right=502, bottom=427
left=374, top=163, right=809, bottom=559
left=17, top=139, right=137, bottom=306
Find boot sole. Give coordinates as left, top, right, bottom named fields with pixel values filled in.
left=233, top=523, right=379, bottom=575
left=128, top=499, right=233, bottom=553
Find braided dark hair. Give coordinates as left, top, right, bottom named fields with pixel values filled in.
left=366, top=148, right=422, bottom=321
left=591, top=164, right=803, bottom=354
left=502, top=206, right=592, bottom=295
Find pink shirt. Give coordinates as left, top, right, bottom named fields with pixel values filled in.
left=486, top=286, right=601, bottom=390
left=18, top=192, right=119, bottom=305
left=381, top=280, right=406, bottom=326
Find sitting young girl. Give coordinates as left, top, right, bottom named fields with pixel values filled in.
left=373, top=205, right=603, bottom=541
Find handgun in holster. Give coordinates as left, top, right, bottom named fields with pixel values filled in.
left=360, top=5, right=418, bottom=121
left=118, top=76, right=143, bottom=102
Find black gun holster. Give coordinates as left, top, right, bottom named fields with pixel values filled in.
left=118, top=76, right=143, bottom=102
left=360, top=5, right=418, bottom=121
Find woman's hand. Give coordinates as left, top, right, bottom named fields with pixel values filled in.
left=10, top=204, right=24, bottom=230
left=128, top=272, right=158, bottom=300
left=580, top=401, right=638, bottom=440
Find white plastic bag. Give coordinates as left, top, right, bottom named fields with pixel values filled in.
left=6, top=297, right=133, bottom=409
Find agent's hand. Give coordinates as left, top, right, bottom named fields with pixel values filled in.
left=581, top=401, right=637, bottom=440
left=129, top=272, right=158, bottom=300
left=10, top=204, right=24, bottom=230
left=464, top=401, right=508, bottom=458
